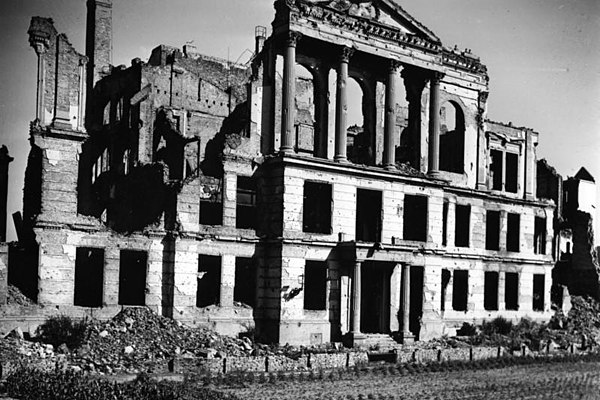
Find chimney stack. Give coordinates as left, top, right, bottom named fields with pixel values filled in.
left=86, top=0, right=113, bottom=88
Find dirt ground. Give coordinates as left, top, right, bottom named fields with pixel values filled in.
left=219, top=360, right=600, bottom=400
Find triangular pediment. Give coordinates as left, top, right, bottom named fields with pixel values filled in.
left=314, top=0, right=439, bottom=42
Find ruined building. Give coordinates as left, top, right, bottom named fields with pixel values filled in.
left=9, top=0, right=561, bottom=346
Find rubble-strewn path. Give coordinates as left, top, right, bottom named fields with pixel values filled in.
left=220, top=360, right=600, bottom=400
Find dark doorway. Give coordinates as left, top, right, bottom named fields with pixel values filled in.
left=356, top=189, right=382, bottom=242
left=197, top=255, right=221, bottom=307
left=234, top=257, right=256, bottom=307
left=360, top=262, right=392, bottom=334
left=74, top=247, right=104, bottom=307
left=409, top=266, right=424, bottom=339
left=118, top=250, right=147, bottom=306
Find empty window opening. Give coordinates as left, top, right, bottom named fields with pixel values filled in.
left=74, top=247, right=104, bottom=308
left=442, top=200, right=449, bottom=246
left=452, top=270, right=468, bottom=311
left=197, top=255, right=221, bottom=308
left=441, top=269, right=451, bottom=311
left=356, top=189, right=382, bottom=242
left=505, top=152, right=519, bottom=193
left=346, top=77, right=369, bottom=165
left=490, top=150, right=503, bottom=191
left=118, top=250, right=147, bottom=306
left=236, top=176, right=257, bottom=229
left=505, top=272, right=519, bottom=310
left=303, top=181, right=332, bottom=234
left=534, top=217, right=547, bottom=255
left=200, top=195, right=223, bottom=226
left=304, top=261, right=327, bottom=310
left=234, top=257, right=256, bottom=308
left=533, top=274, right=545, bottom=311
left=455, top=204, right=471, bottom=248
left=486, top=210, right=501, bottom=250
left=484, top=271, right=499, bottom=311
left=403, top=194, right=428, bottom=242
left=439, top=101, right=465, bottom=173
left=507, top=213, right=520, bottom=252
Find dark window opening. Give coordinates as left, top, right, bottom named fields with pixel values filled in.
left=74, top=247, right=104, bottom=308
left=234, top=257, right=256, bottom=307
left=403, top=194, right=428, bottom=242
left=442, top=200, right=449, bottom=246
left=200, top=196, right=223, bottom=226
left=197, top=255, right=221, bottom=308
left=452, top=270, right=468, bottom=311
left=236, top=176, right=256, bottom=229
left=484, top=271, right=499, bottom=311
left=505, top=152, right=518, bottom=193
left=455, top=204, right=471, bottom=248
left=439, top=101, right=465, bottom=173
left=304, top=261, right=327, bottom=310
left=303, top=181, right=332, bottom=234
left=507, top=213, right=520, bottom=252
left=118, top=250, right=147, bottom=306
left=491, top=150, right=503, bottom=191
left=485, top=210, right=501, bottom=250
left=356, top=189, right=382, bottom=242
left=441, top=269, right=451, bottom=311
left=533, top=274, right=545, bottom=311
left=505, top=272, right=519, bottom=310
left=534, top=217, right=547, bottom=255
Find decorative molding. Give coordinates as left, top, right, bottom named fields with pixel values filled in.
left=388, top=60, right=401, bottom=73
left=286, top=31, right=303, bottom=48
left=339, top=46, right=355, bottom=63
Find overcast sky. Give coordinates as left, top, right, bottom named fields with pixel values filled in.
left=0, top=0, right=599, bottom=242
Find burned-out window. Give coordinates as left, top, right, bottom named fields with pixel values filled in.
left=505, top=153, right=518, bottom=193
left=491, top=150, right=503, bottom=191
left=485, top=210, right=501, bottom=250
left=505, top=272, right=519, bottom=310
left=507, top=213, right=520, bottom=252
left=442, top=200, right=449, bottom=246
left=534, top=217, right=547, bottom=255
left=74, top=247, right=104, bottom=308
left=200, top=195, right=223, bottom=226
left=455, top=204, right=471, bottom=248
left=118, top=250, right=147, bottom=306
left=356, top=189, right=382, bottom=242
left=484, top=271, right=499, bottom=311
left=533, top=274, right=545, bottom=311
left=452, top=270, right=468, bottom=311
left=303, top=181, right=332, bottom=234
left=236, top=176, right=256, bottom=229
left=234, top=257, right=256, bottom=307
left=304, top=261, right=327, bottom=310
left=197, top=255, right=221, bottom=307
left=441, top=269, right=451, bottom=311
left=403, top=195, right=428, bottom=242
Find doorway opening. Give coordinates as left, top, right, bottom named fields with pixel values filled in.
left=360, top=262, right=393, bottom=334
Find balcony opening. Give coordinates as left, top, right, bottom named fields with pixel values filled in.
left=234, top=257, right=256, bottom=307
left=505, top=152, right=519, bottom=193
left=490, top=150, right=503, bottom=191
left=455, top=204, right=471, bottom=248
left=507, top=213, right=520, bottom=252
left=197, top=255, right=221, bottom=307
left=485, top=210, right=501, bottom=250
left=356, top=188, right=382, bottom=242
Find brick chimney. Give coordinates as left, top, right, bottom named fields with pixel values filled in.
left=86, top=0, right=113, bottom=88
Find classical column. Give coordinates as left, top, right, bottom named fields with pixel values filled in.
left=400, top=263, right=414, bottom=343
left=384, top=61, right=401, bottom=169
left=0, top=146, right=14, bottom=242
left=351, top=261, right=362, bottom=333
left=428, top=72, right=443, bottom=175
left=280, top=31, right=301, bottom=154
left=334, top=46, right=354, bottom=162
left=31, top=42, right=48, bottom=124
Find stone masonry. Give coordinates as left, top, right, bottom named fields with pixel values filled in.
left=6, top=0, right=579, bottom=346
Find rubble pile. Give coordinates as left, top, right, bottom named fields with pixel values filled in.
left=6, top=285, right=35, bottom=306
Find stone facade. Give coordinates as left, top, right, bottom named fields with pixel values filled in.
left=7, top=0, right=566, bottom=346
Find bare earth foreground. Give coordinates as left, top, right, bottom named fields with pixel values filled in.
left=220, top=361, right=600, bottom=400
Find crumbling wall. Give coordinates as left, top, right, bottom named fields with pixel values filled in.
left=568, top=211, right=600, bottom=298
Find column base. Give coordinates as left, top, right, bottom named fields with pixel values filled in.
left=427, top=170, right=442, bottom=179
left=384, top=164, right=396, bottom=171
left=343, top=332, right=367, bottom=348
left=399, top=331, right=415, bottom=344
left=334, top=156, right=349, bottom=163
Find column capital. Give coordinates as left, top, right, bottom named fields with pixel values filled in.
left=388, top=60, right=402, bottom=73
left=339, top=46, right=355, bottom=63
left=285, top=31, right=302, bottom=48
left=430, top=71, right=445, bottom=84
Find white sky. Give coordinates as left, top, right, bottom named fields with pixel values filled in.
left=0, top=0, right=599, bottom=242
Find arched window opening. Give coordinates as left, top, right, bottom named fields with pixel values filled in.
left=439, top=101, right=465, bottom=173
left=347, top=77, right=369, bottom=165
